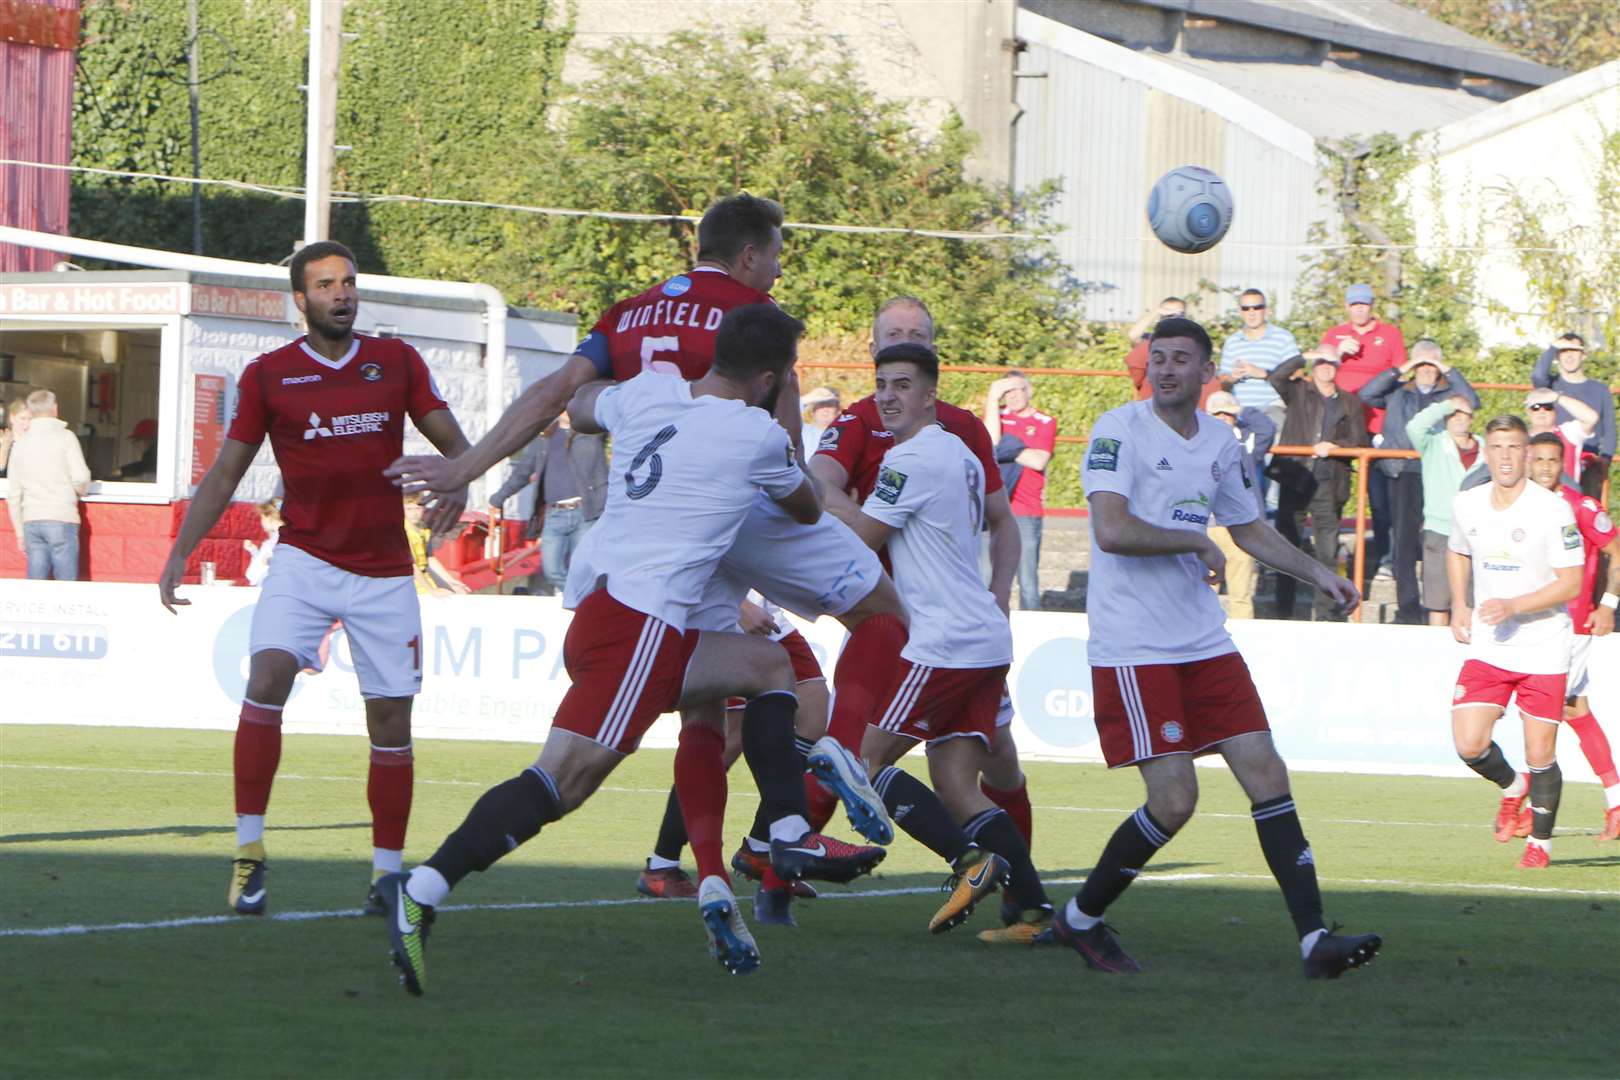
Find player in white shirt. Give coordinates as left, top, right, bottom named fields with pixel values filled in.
left=1446, top=414, right=1582, bottom=869
left=1063, top=316, right=1381, bottom=980
left=376, top=305, right=847, bottom=992
left=828, top=343, right=1051, bottom=940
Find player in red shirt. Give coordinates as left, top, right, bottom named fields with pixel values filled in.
left=810, top=296, right=1038, bottom=921
left=158, top=241, right=473, bottom=916
left=1527, top=434, right=1620, bottom=839
left=388, top=195, right=904, bottom=905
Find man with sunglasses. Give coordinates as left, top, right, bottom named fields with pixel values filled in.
left=1220, top=288, right=1296, bottom=431
left=1524, top=387, right=1598, bottom=488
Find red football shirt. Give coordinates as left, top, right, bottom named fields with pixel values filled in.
left=226, top=335, right=449, bottom=577
left=1320, top=320, right=1406, bottom=433
left=577, top=266, right=773, bottom=382
left=814, top=397, right=1003, bottom=504
left=1560, top=485, right=1617, bottom=634
left=999, top=408, right=1058, bottom=515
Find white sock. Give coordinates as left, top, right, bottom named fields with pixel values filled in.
left=1603, top=783, right=1620, bottom=810
left=236, top=814, right=265, bottom=848
left=1300, top=928, right=1327, bottom=958
left=1064, top=897, right=1102, bottom=931
left=1527, top=836, right=1551, bottom=853
left=1503, top=772, right=1529, bottom=799
left=373, top=848, right=403, bottom=875
left=768, top=814, right=811, bottom=843
left=405, top=865, right=450, bottom=908
left=646, top=853, right=681, bottom=871
left=745, top=835, right=771, bottom=854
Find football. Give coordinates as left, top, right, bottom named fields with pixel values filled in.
left=1146, top=165, right=1234, bottom=254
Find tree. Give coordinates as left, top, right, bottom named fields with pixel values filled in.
left=1402, top=0, right=1620, bottom=73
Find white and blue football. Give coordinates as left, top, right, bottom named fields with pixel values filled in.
left=1146, top=166, right=1234, bottom=254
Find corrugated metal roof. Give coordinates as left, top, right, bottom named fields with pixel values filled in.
left=0, top=0, right=77, bottom=274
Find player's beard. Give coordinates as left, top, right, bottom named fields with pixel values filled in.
left=760, top=377, right=784, bottom=417
left=305, top=303, right=354, bottom=342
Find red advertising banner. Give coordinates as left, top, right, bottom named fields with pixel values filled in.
left=191, top=372, right=228, bottom=486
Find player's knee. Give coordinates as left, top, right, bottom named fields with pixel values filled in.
left=1454, top=736, right=1490, bottom=761
left=1149, top=786, right=1198, bottom=831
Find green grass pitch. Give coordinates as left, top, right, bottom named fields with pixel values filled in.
left=2, top=724, right=1616, bottom=1078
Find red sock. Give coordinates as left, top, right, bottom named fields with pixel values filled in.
left=676, top=725, right=729, bottom=884
left=804, top=772, right=839, bottom=832
left=368, top=744, right=414, bottom=851
left=1567, top=712, right=1620, bottom=787
left=828, top=613, right=908, bottom=752
left=980, top=777, right=1033, bottom=850
left=233, top=701, right=283, bottom=815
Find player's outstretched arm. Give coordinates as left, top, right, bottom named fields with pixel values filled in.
left=1588, top=535, right=1620, bottom=635
left=414, top=408, right=473, bottom=537
left=983, top=488, right=1020, bottom=614
left=159, top=438, right=260, bottom=613
left=1227, top=517, right=1358, bottom=615
left=386, top=353, right=599, bottom=499
left=808, top=455, right=861, bottom=520
left=1447, top=548, right=1473, bottom=643
left=773, top=477, right=823, bottom=527
left=562, top=380, right=612, bottom=434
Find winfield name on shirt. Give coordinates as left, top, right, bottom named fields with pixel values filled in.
left=614, top=299, right=725, bottom=333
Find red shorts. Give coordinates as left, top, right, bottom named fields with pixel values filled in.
left=1091, top=652, right=1269, bottom=768
left=1452, top=659, right=1565, bottom=724
left=873, top=662, right=1009, bottom=745
left=552, top=590, right=699, bottom=754
left=725, top=630, right=823, bottom=709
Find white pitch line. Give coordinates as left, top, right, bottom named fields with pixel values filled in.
left=2, top=871, right=1613, bottom=940
left=3, top=762, right=1602, bottom=834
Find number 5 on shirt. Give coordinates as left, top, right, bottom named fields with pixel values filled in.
left=641, top=336, right=681, bottom=374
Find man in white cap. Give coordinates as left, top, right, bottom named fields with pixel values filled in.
left=1204, top=391, right=1276, bottom=619
left=802, top=386, right=841, bottom=450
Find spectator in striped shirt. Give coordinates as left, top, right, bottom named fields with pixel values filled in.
left=1219, top=288, right=1298, bottom=431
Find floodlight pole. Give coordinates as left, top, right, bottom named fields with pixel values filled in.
left=302, top=0, right=344, bottom=245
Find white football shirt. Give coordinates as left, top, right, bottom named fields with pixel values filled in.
left=1081, top=400, right=1260, bottom=666
left=861, top=423, right=1012, bottom=668
left=563, top=372, right=804, bottom=631
left=1447, top=480, right=1580, bottom=675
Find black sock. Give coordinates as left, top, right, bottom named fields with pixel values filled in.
left=964, top=808, right=1049, bottom=912
left=874, top=765, right=971, bottom=864
left=748, top=735, right=819, bottom=843
left=1528, top=762, right=1562, bottom=840
left=741, top=691, right=806, bottom=837
left=424, top=767, right=561, bottom=889
left=1075, top=807, right=1172, bottom=918
left=653, top=785, right=688, bottom=862
left=1464, top=742, right=1517, bottom=788
left=1252, top=793, right=1325, bottom=939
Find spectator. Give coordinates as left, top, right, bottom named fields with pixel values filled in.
left=1531, top=333, right=1615, bottom=498
left=3, top=389, right=90, bottom=580
left=1266, top=350, right=1369, bottom=620
left=1525, top=386, right=1598, bottom=487
left=1358, top=340, right=1481, bottom=624
left=1320, top=283, right=1406, bottom=577
left=114, top=418, right=159, bottom=480
left=404, top=494, right=470, bottom=596
left=984, top=371, right=1055, bottom=610
left=802, top=386, right=840, bottom=449
left=1203, top=391, right=1276, bottom=619
left=488, top=410, right=607, bottom=596
left=242, top=498, right=282, bottom=586
left=1126, top=296, right=1222, bottom=407
left=1219, top=287, right=1297, bottom=428
left=0, top=399, right=31, bottom=476
left=1406, top=395, right=1481, bottom=626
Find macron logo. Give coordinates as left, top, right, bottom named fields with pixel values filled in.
left=282, top=374, right=322, bottom=386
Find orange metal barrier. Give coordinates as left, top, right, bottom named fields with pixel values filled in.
left=1268, top=445, right=1419, bottom=619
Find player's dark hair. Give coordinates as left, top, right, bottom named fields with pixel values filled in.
left=1150, top=316, right=1213, bottom=361
left=712, top=304, right=804, bottom=380
left=1528, top=431, right=1564, bottom=450
left=290, top=240, right=356, bottom=293
left=873, top=342, right=939, bottom=384
left=697, top=194, right=785, bottom=265
left=1558, top=332, right=1586, bottom=347
left=1485, top=414, right=1529, bottom=437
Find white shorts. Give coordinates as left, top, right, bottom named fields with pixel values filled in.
left=249, top=544, right=423, bottom=699
left=712, top=495, right=884, bottom=623
left=1568, top=635, right=1592, bottom=699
